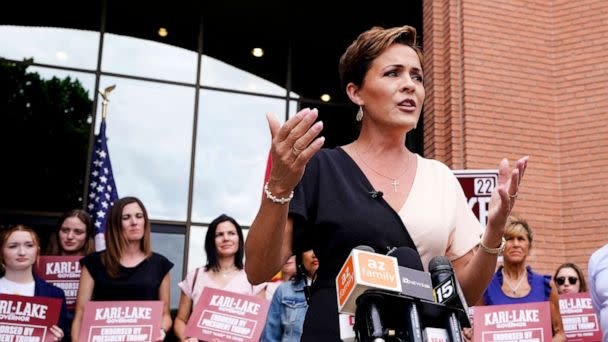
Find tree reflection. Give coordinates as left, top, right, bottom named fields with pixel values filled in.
left=0, top=59, right=92, bottom=212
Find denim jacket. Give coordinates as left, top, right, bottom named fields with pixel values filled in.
left=260, top=279, right=308, bottom=342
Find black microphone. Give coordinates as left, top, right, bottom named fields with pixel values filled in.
left=429, top=256, right=471, bottom=342
left=389, top=247, right=427, bottom=342
left=354, top=245, right=376, bottom=253
left=369, top=190, right=384, bottom=199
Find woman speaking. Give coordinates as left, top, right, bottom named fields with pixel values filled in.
left=245, top=25, right=528, bottom=340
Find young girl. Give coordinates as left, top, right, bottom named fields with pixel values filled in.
left=0, top=225, right=69, bottom=341
left=45, top=209, right=95, bottom=256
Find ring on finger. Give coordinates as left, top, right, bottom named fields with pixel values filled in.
left=509, top=192, right=518, bottom=199
left=292, top=145, right=302, bottom=156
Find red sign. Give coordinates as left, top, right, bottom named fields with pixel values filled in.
left=186, top=287, right=270, bottom=342
left=473, top=302, right=552, bottom=342
left=35, top=255, right=81, bottom=310
left=558, top=292, right=602, bottom=341
left=0, top=294, right=62, bottom=342
left=453, top=170, right=498, bottom=228
left=78, top=301, right=163, bottom=342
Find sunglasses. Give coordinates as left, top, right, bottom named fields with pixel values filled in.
left=555, top=276, right=578, bottom=286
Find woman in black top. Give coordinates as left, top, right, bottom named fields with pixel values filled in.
left=71, top=197, right=173, bottom=341
left=245, top=25, right=528, bottom=340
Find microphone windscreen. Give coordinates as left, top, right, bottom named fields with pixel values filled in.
left=390, top=247, right=424, bottom=271
left=428, top=255, right=452, bottom=274
left=353, top=245, right=376, bottom=253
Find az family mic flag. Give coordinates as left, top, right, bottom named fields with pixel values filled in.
left=87, top=118, right=119, bottom=251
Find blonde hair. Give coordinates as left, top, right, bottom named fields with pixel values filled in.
left=504, top=215, right=533, bottom=247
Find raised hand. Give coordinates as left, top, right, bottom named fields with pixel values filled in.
left=265, top=108, right=324, bottom=195
left=487, top=156, right=529, bottom=234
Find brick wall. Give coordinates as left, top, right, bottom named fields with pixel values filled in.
left=423, top=0, right=608, bottom=277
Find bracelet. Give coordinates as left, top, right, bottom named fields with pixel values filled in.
left=264, top=182, right=294, bottom=204
left=479, top=236, right=506, bottom=255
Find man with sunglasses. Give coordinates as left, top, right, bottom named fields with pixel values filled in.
left=589, top=244, right=608, bottom=342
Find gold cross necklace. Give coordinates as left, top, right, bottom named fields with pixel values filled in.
left=354, top=145, right=411, bottom=192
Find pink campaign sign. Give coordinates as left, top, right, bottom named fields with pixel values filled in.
left=558, top=292, right=601, bottom=342
left=35, top=255, right=82, bottom=310
left=473, top=301, right=552, bottom=342
left=186, top=288, right=270, bottom=342
left=79, top=301, right=163, bottom=342
left=0, top=293, right=62, bottom=342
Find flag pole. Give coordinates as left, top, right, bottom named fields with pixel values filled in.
left=98, top=84, right=116, bottom=120
left=89, top=84, right=119, bottom=251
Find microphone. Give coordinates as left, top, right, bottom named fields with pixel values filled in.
left=388, top=247, right=434, bottom=302
left=336, top=245, right=401, bottom=341
left=429, top=256, right=472, bottom=342
left=388, top=247, right=429, bottom=342
left=369, top=190, right=384, bottom=199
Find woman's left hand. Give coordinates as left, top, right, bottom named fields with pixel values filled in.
left=49, top=325, right=64, bottom=341
left=486, top=156, right=529, bottom=236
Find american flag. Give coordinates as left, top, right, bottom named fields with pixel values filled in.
left=86, top=118, right=119, bottom=251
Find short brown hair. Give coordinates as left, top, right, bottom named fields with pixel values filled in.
left=339, top=25, right=423, bottom=90
left=0, top=225, right=40, bottom=274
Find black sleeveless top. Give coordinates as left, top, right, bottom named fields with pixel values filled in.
left=290, top=148, right=418, bottom=341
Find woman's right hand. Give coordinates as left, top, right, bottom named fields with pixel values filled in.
left=265, top=108, right=324, bottom=195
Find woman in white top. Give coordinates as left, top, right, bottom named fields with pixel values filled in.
left=0, top=225, right=67, bottom=341
left=173, top=214, right=266, bottom=341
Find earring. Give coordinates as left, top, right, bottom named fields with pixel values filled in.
left=356, top=106, right=363, bottom=122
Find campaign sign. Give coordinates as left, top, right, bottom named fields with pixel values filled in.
left=0, top=293, right=62, bottom=342
left=473, top=302, right=552, bottom=342
left=558, top=292, right=601, bottom=341
left=79, top=301, right=163, bottom=342
left=35, top=255, right=81, bottom=310
left=453, top=170, right=498, bottom=228
left=185, top=288, right=270, bottom=342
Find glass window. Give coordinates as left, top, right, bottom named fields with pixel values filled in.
left=0, top=64, right=95, bottom=211
left=191, top=90, right=286, bottom=225
left=200, top=56, right=287, bottom=96
left=103, top=2, right=200, bottom=83
left=200, top=21, right=287, bottom=96
left=151, top=230, right=185, bottom=309
left=0, top=26, right=99, bottom=70
left=102, top=33, right=198, bottom=84
left=94, top=76, right=194, bottom=221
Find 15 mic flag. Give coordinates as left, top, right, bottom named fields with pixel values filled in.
left=86, top=118, right=118, bottom=251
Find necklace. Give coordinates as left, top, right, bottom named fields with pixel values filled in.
left=354, top=144, right=411, bottom=192
left=217, top=267, right=238, bottom=277
left=502, top=269, right=526, bottom=295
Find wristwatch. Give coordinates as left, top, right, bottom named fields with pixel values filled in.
left=479, top=236, right=506, bottom=255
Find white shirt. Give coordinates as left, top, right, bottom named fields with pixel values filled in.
left=398, top=155, right=483, bottom=271
left=0, top=277, right=35, bottom=297
left=589, top=244, right=608, bottom=342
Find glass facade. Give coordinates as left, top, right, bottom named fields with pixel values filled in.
left=0, top=1, right=423, bottom=310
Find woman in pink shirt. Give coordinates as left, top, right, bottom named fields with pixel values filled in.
left=173, top=214, right=265, bottom=341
